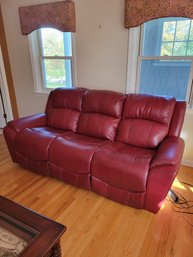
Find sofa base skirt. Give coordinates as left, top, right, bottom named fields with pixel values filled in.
left=49, top=163, right=91, bottom=191
left=16, top=152, right=50, bottom=176
left=91, top=177, right=146, bottom=209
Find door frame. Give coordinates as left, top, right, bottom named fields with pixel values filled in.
left=0, top=46, right=13, bottom=125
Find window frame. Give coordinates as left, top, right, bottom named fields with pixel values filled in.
left=126, top=21, right=193, bottom=109
left=28, top=29, right=75, bottom=95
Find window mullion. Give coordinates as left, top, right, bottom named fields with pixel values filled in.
left=186, top=21, right=192, bottom=56
left=172, top=21, right=177, bottom=56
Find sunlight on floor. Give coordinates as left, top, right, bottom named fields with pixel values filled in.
left=173, top=178, right=186, bottom=191
left=160, top=202, right=165, bottom=210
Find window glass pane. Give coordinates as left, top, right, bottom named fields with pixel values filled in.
left=187, top=42, right=193, bottom=55
left=139, top=60, right=191, bottom=100
left=143, top=19, right=161, bottom=56
left=162, top=21, right=175, bottom=41
left=43, top=59, right=72, bottom=88
left=41, top=28, right=64, bottom=56
left=175, top=20, right=190, bottom=41
left=173, top=42, right=187, bottom=56
left=161, top=42, right=173, bottom=56
left=143, top=17, right=193, bottom=57
left=64, top=32, right=72, bottom=56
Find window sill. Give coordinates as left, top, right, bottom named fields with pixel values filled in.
left=34, top=86, right=73, bottom=96
left=34, top=89, right=52, bottom=96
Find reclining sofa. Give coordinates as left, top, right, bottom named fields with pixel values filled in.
left=3, top=87, right=186, bottom=213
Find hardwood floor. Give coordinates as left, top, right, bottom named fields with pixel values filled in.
left=0, top=134, right=193, bottom=257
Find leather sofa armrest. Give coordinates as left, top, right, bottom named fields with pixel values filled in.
left=150, top=136, right=184, bottom=168
left=7, top=113, right=47, bottom=133
left=145, top=136, right=184, bottom=213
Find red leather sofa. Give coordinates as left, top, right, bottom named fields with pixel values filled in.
left=3, top=87, right=186, bottom=213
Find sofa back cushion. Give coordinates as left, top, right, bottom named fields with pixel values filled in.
left=77, top=90, right=126, bottom=141
left=116, top=94, right=176, bottom=148
left=46, top=87, right=86, bottom=132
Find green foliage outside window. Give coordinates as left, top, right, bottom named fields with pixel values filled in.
left=161, top=20, right=193, bottom=56
left=40, top=29, right=72, bottom=88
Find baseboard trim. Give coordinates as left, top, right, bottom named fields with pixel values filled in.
left=181, top=159, right=193, bottom=168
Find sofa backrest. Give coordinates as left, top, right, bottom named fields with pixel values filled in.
left=168, top=101, right=186, bottom=137
left=46, top=87, right=86, bottom=132
left=116, top=94, right=176, bottom=148
left=77, top=90, right=125, bottom=141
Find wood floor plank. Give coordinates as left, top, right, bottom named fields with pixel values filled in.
left=0, top=134, right=193, bottom=257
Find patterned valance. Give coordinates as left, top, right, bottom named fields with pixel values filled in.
left=125, top=0, right=193, bottom=28
left=19, top=1, right=75, bottom=35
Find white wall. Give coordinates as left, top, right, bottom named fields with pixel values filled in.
left=181, top=111, right=193, bottom=166
left=75, top=0, right=128, bottom=91
left=0, top=0, right=128, bottom=117
left=1, top=0, right=193, bottom=165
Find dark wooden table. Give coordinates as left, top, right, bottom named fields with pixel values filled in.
left=0, top=195, right=66, bottom=257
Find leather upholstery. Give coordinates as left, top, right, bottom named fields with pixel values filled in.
left=46, top=87, right=86, bottom=132
left=92, top=177, right=146, bottom=209
left=15, top=128, right=69, bottom=161
left=3, top=114, right=47, bottom=162
left=14, top=127, right=71, bottom=175
left=3, top=87, right=186, bottom=213
left=49, top=133, right=107, bottom=174
left=92, top=141, right=155, bottom=192
left=150, top=137, right=185, bottom=168
left=8, top=113, right=46, bottom=133
left=77, top=90, right=125, bottom=141
left=49, top=133, right=107, bottom=189
left=145, top=137, right=185, bottom=213
left=116, top=94, right=176, bottom=148
left=168, top=101, right=187, bottom=137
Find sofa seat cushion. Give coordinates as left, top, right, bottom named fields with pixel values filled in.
left=30, top=126, right=70, bottom=136
left=92, top=141, right=155, bottom=192
left=15, top=127, right=71, bottom=161
left=49, top=133, right=108, bottom=174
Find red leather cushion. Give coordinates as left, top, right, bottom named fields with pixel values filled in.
left=46, top=87, right=86, bottom=132
left=92, top=141, right=155, bottom=192
left=31, top=126, right=72, bottom=136
left=15, top=128, right=71, bottom=161
left=46, top=87, right=85, bottom=110
left=78, top=113, right=120, bottom=141
left=49, top=133, right=107, bottom=174
left=116, top=94, right=176, bottom=148
left=47, top=108, right=80, bottom=132
left=81, top=90, right=125, bottom=118
left=78, top=90, right=125, bottom=141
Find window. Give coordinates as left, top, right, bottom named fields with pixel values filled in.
left=161, top=19, right=193, bottom=56
left=29, top=28, right=73, bottom=94
left=127, top=17, right=193, bottom=107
